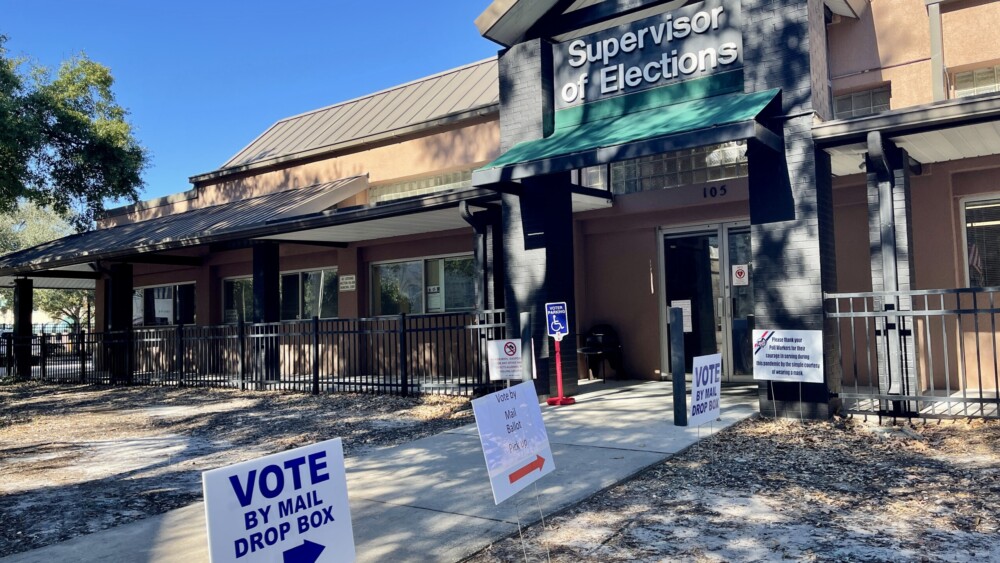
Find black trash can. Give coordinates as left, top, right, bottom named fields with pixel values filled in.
left=578, top=324, right=623, bottom=381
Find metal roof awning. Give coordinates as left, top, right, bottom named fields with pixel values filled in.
left=0, top=264, right=101, bottom=290
left=814, top=91, right=1000, bottom=176
left=0, top=177, right=369, bottom=276
left=473, top=78, right=781, bottom=186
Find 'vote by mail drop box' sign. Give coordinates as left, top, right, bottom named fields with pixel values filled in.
left=202, top=438, right=355, bottom=563
left=688, top=353, right=722, bottom=427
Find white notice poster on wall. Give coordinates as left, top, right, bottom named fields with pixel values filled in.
left=732, top=264, right=749, bottom=286
left=339, top=275, right=356, bottom=292
left=669, top=300, right=693, bottom=333
left=752, top=329, right=824, bottom=383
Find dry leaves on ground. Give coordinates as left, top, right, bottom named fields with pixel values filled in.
left=467, top=417, right=1000, bottom=563
left=0, top=382, right=473, bottom=558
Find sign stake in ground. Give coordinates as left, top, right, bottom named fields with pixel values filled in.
left=472, top=380, right=556, bottom=504
left=202, top=438, right=355, bottom=563
left=544, top=301, right=575, bottom=406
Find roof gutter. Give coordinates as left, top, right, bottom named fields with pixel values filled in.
left=813, top=92, right=1000, bottom=147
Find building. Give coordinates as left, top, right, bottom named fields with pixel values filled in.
left=3, top=0, right=1000, bottom=419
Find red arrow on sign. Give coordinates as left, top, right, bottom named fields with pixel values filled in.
left=508, top=455, right=545, bottom=484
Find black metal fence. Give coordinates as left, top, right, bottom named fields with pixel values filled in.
left=1, top=310, right=507, bottom=396
left=826, top=288, right=1000, bottom=419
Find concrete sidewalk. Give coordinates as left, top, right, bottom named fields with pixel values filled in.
left=0, top=381, right=758, bottom=563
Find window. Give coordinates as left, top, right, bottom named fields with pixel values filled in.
left=371, top=255, right=476, bottom=316
left=132, top=284, right=196, bottom=326
left=954, top=66, right=1000, bottom=98
left=965, top=198, right=1000, bottom=287
left=833, top=87, right=891, bottom=119
left=577, top=165, right=609, bottom=190
left=279, top=269, right=339, bottom=320
left=223, top=278, right=253, bottom=324
left=609, top=141, right=748, bottom=195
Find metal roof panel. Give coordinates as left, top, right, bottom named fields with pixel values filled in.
left=218, top=58, right=499, bottom=170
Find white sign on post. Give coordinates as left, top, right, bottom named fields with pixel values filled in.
left=202, top=439, right=355, bottom=563
left=472, top=380, right=555, bottom=504
left=752, top=329, right=824, bottom=383
left=488, top=339, right=524, bottom=381
left=689, top=353, right=722, bottom=427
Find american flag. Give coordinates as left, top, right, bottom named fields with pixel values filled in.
left=969, top=243, right=984, bottom=281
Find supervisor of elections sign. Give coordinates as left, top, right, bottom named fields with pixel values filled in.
left=472, top=380, right=555, bottom=504
left=203, top=439, right=355, bottom=563
left=752, top=329, right=824, bottom=384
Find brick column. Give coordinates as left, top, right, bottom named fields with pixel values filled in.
left=745, top=0, right=840, bottom=418
left=12, top=278, right=33, bottom=381
left=866, top=131, right=918, bottom=414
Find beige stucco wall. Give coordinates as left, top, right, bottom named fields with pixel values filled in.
left=116, top=229, right=475, bottom=327
left=826, top=0, right=1000, bottom=109
left=574, top=179, right=752, bottom=381
left=830, top=153, right=1000, bottom=389
left=101, top=118, right=500, bottom=227
left=832, top=154, right=1000, bottom=293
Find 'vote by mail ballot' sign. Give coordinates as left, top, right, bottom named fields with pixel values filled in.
left=472, top=380, right=555, bottom=504
left=203, top=439, right=355, bottom=563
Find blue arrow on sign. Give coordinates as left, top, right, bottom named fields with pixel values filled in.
left=283, top=540, right=325, bottom=563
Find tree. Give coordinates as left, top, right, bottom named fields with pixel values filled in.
left=35, top=288, right=93, bottom=331
left=0, top=34, right=147, bottom=230
left=0, top=203, right=93, bottom=329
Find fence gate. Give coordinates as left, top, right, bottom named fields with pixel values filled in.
left=826, top=288, right=1000, bottom=420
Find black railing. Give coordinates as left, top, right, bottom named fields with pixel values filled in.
left=826, top=288, right=1000, bottom=420
left=1, top=310, right=506, bottom=397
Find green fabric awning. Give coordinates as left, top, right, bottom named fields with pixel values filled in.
left=473, top=79, right=780, bottom=186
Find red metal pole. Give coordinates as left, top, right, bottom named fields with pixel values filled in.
left=546, top=337, right=575, bottom=406
left=555, top=339, right=564, bottom=399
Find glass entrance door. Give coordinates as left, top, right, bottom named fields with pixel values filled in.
left=726, top=227, right=754, bottom=379
left=663, top=223, right=753, bottom=382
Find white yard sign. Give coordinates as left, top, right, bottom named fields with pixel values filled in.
left=689, top=353, right=722, bottom=426
left=472, top=380, right=555, bottom=504
left=487, top=339, right=524, bottom=381
left=203, top=439, right=355, bottom=563
left=752, top=329, right=824, bottom=384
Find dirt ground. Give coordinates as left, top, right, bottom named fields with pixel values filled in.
left=0, top=382, right=474, bottom=558
left=5, top=383, right=1000, bottom=563
left=466, top=416, right=1000, bottom=563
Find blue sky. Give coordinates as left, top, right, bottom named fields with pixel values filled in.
left=2, top=0, right=499, bottom=202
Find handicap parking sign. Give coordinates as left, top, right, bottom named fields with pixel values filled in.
left=545, top=302, right=569, bottom=340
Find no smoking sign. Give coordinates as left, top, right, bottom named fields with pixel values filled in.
left=488, top=339, right=524, bottom=381
left=732, top=264, right=749, bottom=287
